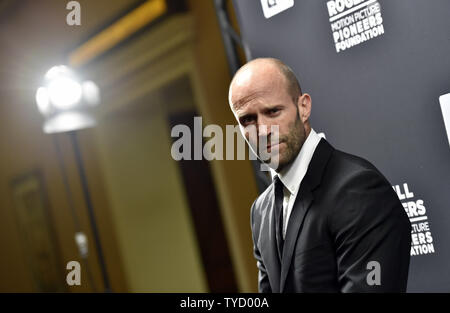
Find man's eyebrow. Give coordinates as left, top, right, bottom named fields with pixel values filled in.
left=263, top=104, right=284, bottom=110
left=237, top=112, right=255, bottom=120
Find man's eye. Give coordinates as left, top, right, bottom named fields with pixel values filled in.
left=268, top=108, right=280, bottom=115
left=241, top=116, right=254, bottom=125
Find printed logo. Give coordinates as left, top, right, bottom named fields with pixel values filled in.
left=326, top=0, right=385, bottom=53
left=66, top=261, right=81, bottom=286
left=260, top=0, right=294, bottom=19
left=366, top=261, right=381, bottom=286
left=393, top=182, right=436, bottom=256
left=66, top=1, right=81, bottom=26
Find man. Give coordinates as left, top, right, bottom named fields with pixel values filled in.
left=228, top=58, right=411, bottom=292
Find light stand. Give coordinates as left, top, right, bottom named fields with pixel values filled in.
left=36, top=65, right=110, bottom=292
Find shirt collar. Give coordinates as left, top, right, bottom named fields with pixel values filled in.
left=270, top=128, right=322, bottom=195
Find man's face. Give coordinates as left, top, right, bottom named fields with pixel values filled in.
left=230, top=66, right=307, bottom=172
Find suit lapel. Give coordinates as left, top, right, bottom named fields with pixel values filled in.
left=279, top=178, right=314, bottom=292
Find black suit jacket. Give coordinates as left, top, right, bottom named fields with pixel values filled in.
left=250, top=139, right=411, bottom=293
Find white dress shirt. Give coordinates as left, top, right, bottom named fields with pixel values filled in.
left=270, top=128, right=322, bottom=240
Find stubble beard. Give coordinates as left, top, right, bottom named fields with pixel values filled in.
left=274, top=114, right=306, bottom=172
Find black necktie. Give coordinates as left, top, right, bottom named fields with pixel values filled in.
left=273, top=176, right=284, bottom=261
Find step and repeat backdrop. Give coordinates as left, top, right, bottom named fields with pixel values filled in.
left=233, top=0, right=450, bottom=292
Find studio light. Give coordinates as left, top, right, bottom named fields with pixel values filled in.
left=35, top=65, right=100, bottom=134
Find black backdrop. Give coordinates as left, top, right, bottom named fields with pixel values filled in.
left=232, top=0, right=450, bottom=292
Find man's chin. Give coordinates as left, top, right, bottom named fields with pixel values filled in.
left=272, top=161, right=287, bottom=173
left=260, top=156, right=288, bottom=172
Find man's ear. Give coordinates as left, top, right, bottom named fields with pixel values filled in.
left=297, top=93, right=312, bottom=124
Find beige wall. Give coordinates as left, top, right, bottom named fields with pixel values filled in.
left=92, top=83, right=207, bottom=292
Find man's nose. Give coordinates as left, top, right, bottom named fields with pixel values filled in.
left=257, top=122, right=272, bottom=138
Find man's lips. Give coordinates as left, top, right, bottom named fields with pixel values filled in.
left=266, top=141, right=282, bottom=152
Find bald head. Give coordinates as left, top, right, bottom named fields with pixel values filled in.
left=229, top=58, right=302, bottom=110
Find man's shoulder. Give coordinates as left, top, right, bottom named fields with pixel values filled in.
left=330, top=147, right=379, bottom=173
left=322, top=147, right=396, bottom=202
left=326, top=147, right=388, bottom=184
